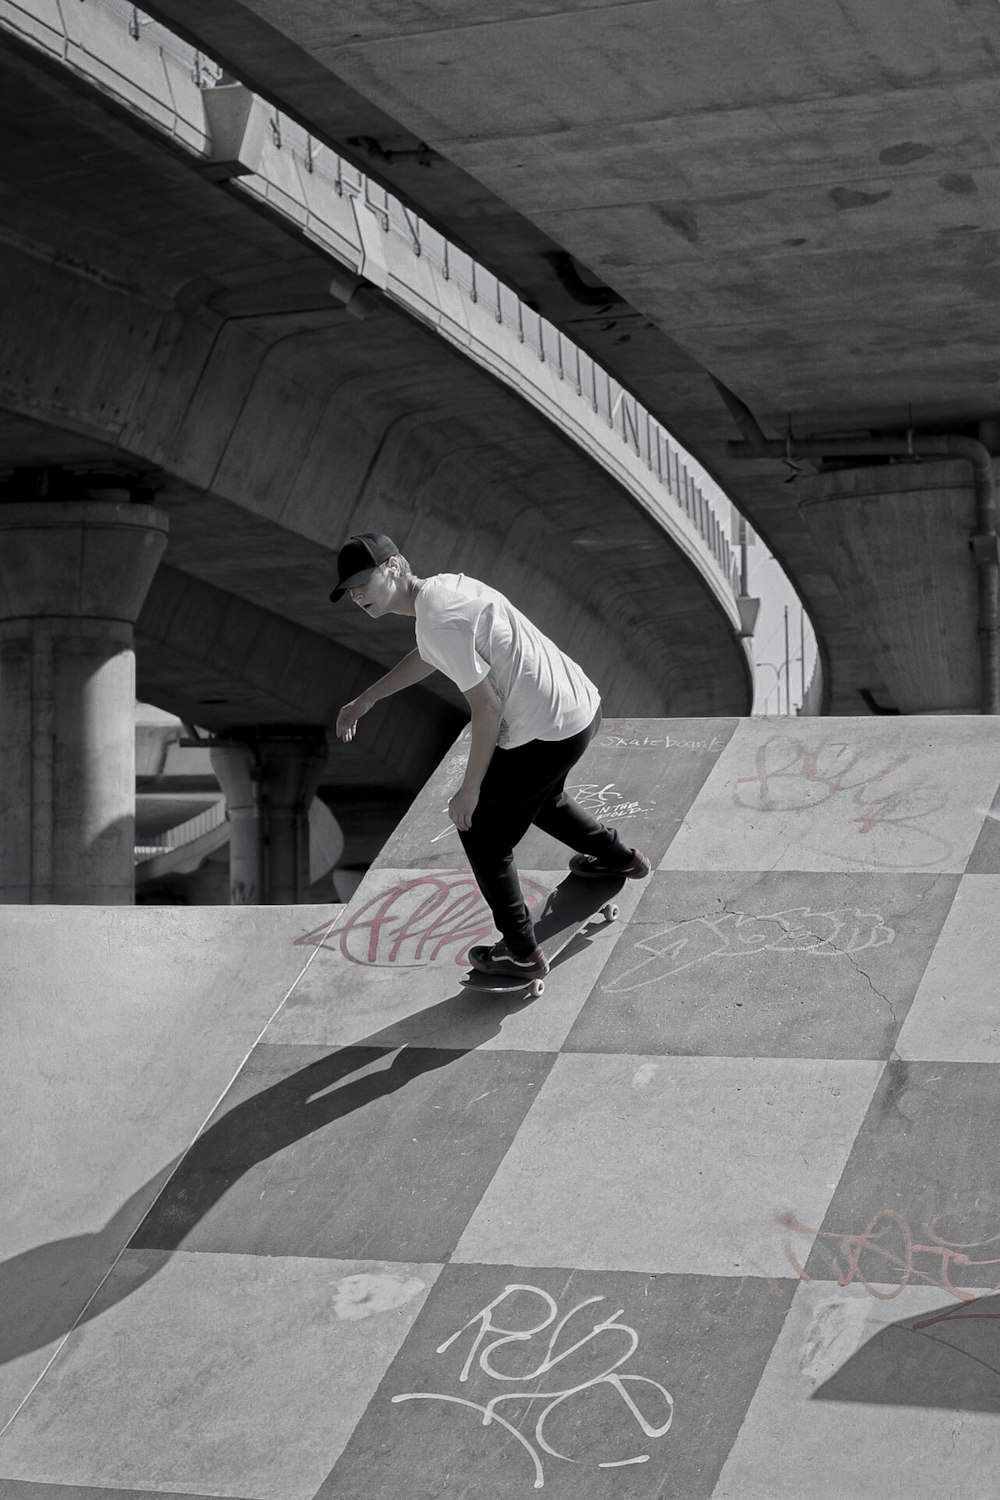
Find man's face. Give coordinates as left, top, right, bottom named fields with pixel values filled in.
left=350, top=560, right=395, bottom=617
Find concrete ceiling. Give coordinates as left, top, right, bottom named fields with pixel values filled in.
left=141, top=0, right=1000, bottom=712
left=0, top=23, right=751, bottom=836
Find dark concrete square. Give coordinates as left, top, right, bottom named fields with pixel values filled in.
left=376, top=717, right=738, bottom=871
left=314, top=1264, right=797, bottom=1500
left=565, top=871, right=958, bottom=1059
left=793, top=1061, right=1000, bottom=1295
left=963, top=775, right=1000, bottom=872
left=132, top=1042, right=555, bottom=1263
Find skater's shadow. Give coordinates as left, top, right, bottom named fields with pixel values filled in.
left=1, top=984, right=527, bottom=1368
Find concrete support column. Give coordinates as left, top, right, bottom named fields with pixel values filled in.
left=0, top=500, right=169, bottom=903
left=797, top=460, right=987, bottom=713
left=210, top=727, right=328, bottom=904
left=208, top=742, right=264, bottom=905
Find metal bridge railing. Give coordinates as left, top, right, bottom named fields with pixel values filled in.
left=8, top=0, right=746, bottom=603
left=292, top=131, right=743, bottom=597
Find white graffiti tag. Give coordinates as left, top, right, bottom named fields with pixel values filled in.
left=570, top=783, right=650, bottom=821
left=430, top=779, right=649, bottom=843
left=605, top=906, right=895, bottom=992
left=600, top=734, right=724, bottom=752
left=391, top=1284, right=674, bottom=1489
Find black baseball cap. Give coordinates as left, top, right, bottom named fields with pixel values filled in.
left=329, top=532, right=400, bottom=602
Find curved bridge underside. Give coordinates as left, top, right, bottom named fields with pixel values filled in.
left=140, top=0, right=1000, bottom=714
left=0, top=23, right=751, bottom=842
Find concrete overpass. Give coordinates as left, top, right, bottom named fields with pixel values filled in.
left=0, top=0, right=757, bottom=902
left=138, top=0, right=1000, bottom=719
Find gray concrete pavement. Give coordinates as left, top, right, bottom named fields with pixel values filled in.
left=2, top=716, right=999, bottom=1497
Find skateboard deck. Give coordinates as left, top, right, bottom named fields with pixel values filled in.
left=462, top=870, right=627, bottom=998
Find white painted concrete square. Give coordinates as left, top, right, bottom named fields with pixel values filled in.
left=270, top=870, right=645, bottom=1053
left=0, top=1250, right=439, bottom=1498
left=661, top=717, right=999, bottom=874
left=712, top=1279, right=1000, bottom=1498
left=453, top=1054, right=884, bottom=1276
left=895, top=875, right=1000, bottom=1063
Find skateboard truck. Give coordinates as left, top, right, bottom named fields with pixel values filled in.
left=525, top=898, right=620, bottom=998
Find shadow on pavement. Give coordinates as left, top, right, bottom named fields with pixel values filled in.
left=0, top=983, right=529, bottom=1369
left=813, top=1292, right=1000, bottom=1412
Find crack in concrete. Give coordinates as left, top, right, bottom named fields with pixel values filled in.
left=708, top=888, right=903, bottom=1059
left=838, top=941, right=903, bottom=1064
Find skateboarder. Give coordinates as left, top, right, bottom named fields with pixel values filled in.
left=332, top=532, right=649, bottom=979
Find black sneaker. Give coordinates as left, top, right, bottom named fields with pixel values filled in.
left=569, top=848, right=651, bottom=880
left=469, top=942, right=550, bottom=978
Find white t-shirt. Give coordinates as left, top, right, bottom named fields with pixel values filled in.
left=414, top=574, right=600, bottom=749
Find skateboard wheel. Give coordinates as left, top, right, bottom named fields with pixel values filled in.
left=530, top=978, right=546, bottom=998
left=602, top=902, right=619, bottom=922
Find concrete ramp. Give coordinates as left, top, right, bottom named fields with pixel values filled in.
left=0, top=904, right=340, bottom=1434
left=2, top=716, right=1000, bottom=1498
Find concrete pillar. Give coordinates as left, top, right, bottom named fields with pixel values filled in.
left=0, top=499, right=169, bottom=903
left=797, top=459, right=986, bottom=713
left=210, top=728, right=328, bottom=904
left=208, top=741, right=263, bottom=904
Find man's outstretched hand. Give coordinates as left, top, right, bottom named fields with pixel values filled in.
left=336, top=696, right=371, bottom=742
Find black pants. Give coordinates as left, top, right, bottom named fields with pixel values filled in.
left=457, top=710, right=634, bottom=957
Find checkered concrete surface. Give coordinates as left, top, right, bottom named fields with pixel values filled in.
left=3, top=717, right=1000, bottom=1498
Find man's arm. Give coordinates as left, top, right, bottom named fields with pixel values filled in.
left=336, top=649, right=436, bottom=741
left=448, top=676, right=503, bottom=830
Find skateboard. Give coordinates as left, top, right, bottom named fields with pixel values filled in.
left=462, top=870, right=627, bottom=999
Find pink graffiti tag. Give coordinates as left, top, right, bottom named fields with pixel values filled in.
left=296, top=872, right=548, bottom=967
left=911, top=1306, right=1000, bottom=1333
left=735, top=738, right=952, bottom=865
left=780, top=1209, right=1000, bottom=1303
